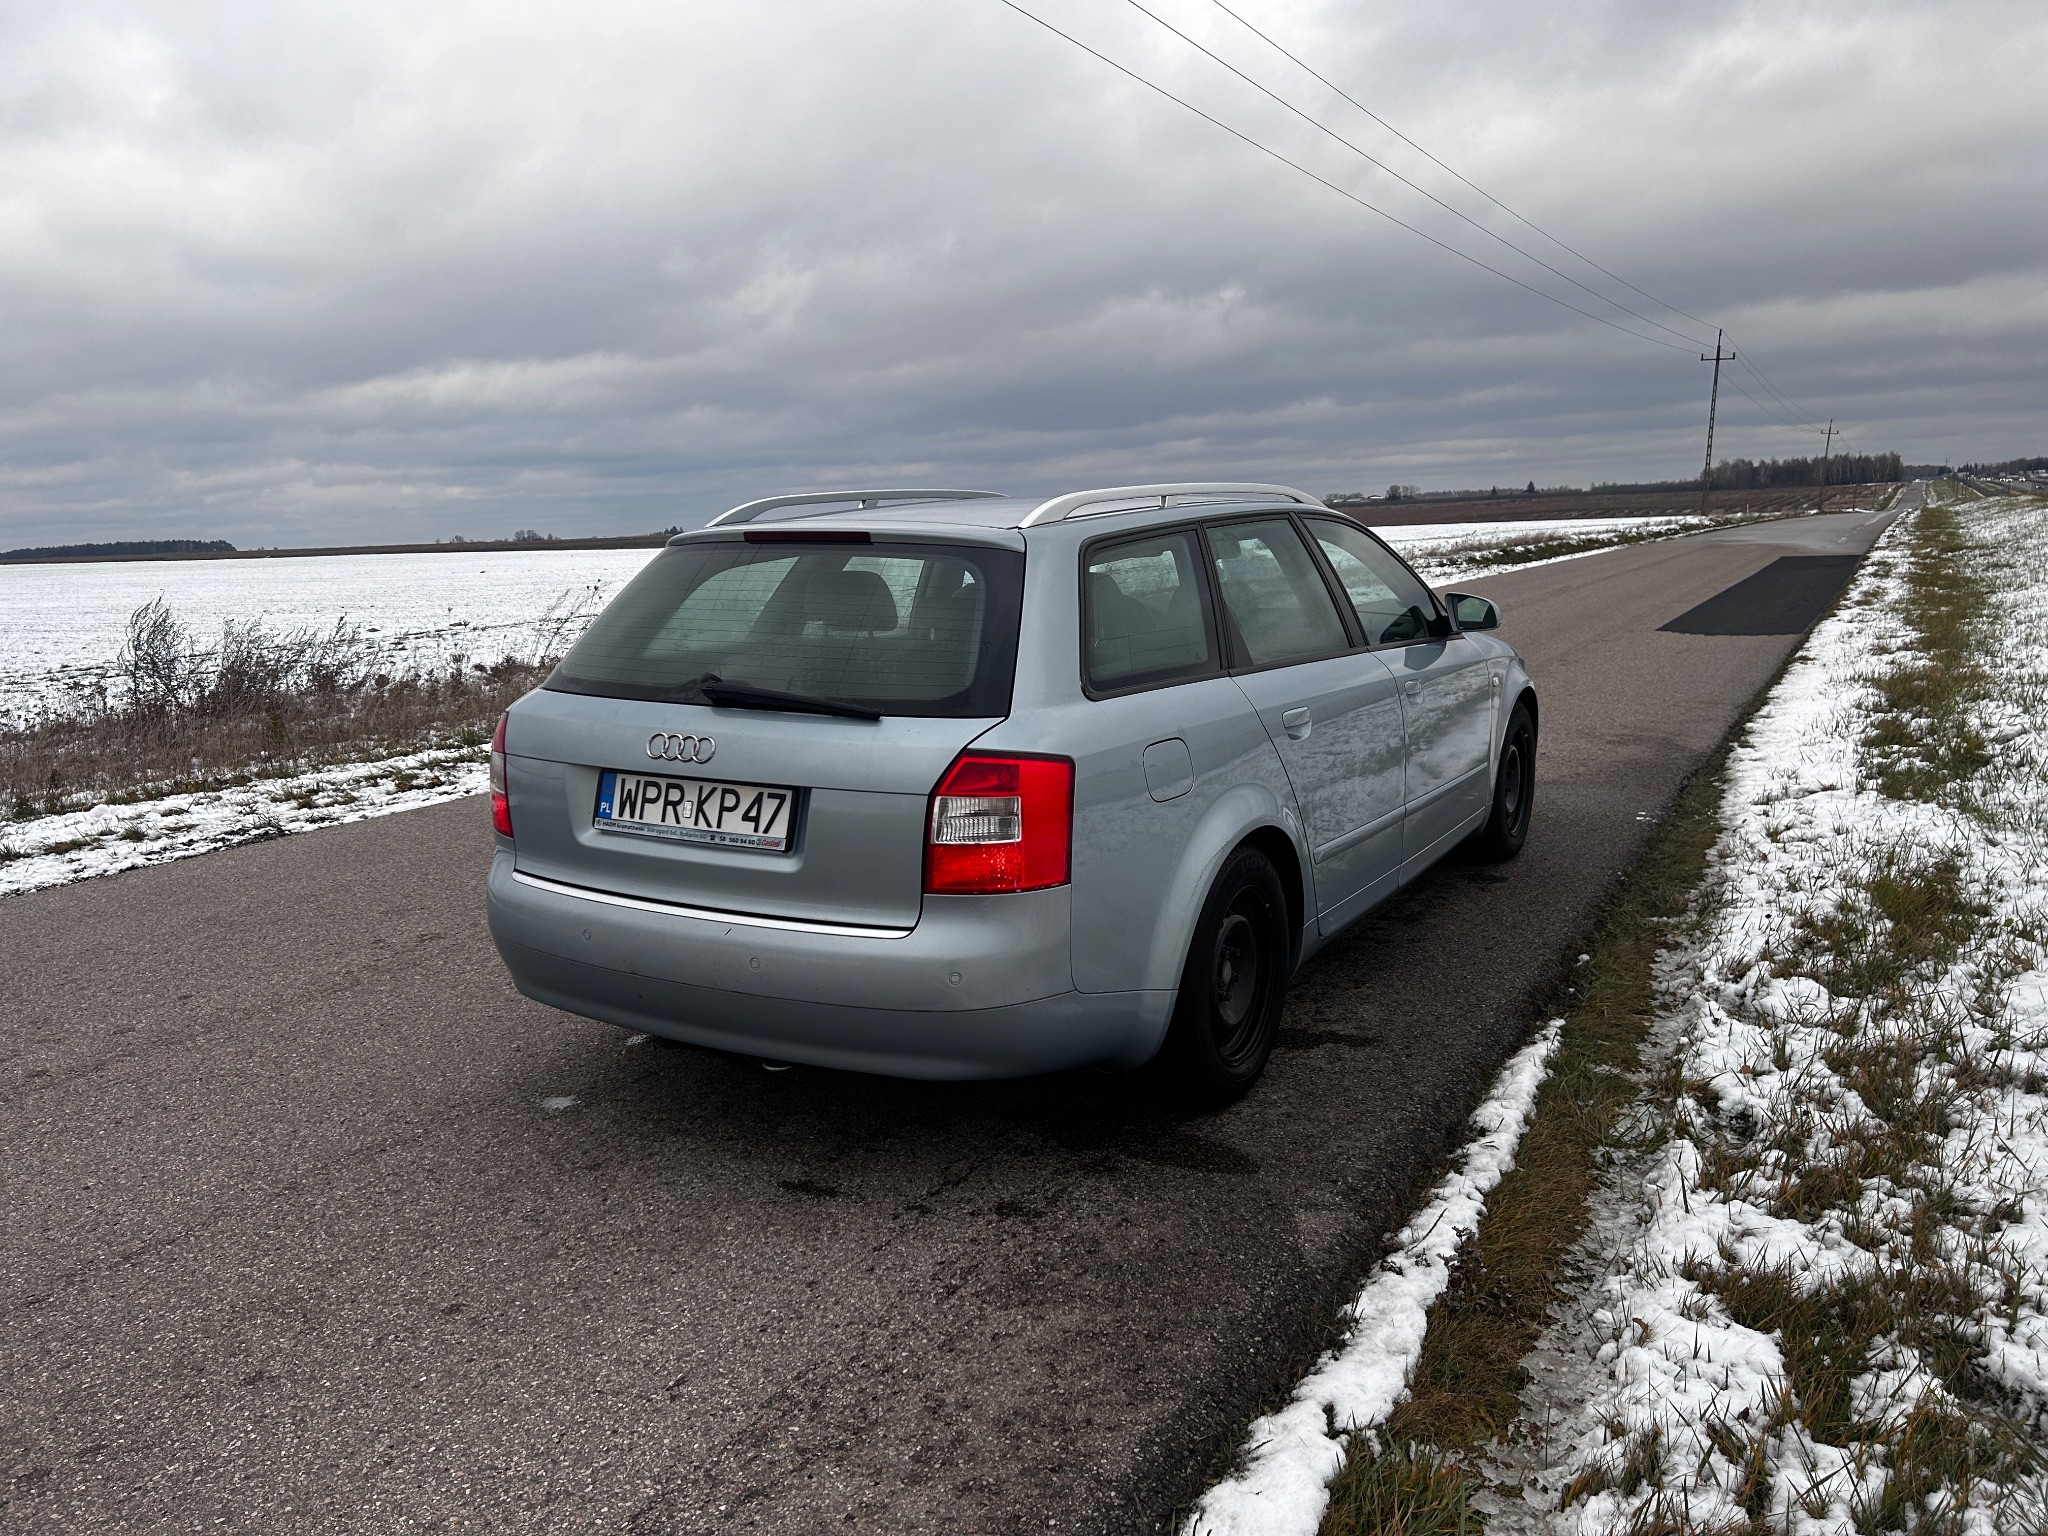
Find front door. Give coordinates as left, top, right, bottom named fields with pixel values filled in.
left=1206, top=516, right=1407, bottom=924
left=1386, top=638, right=1496, bottom=864
left=1300, top=516, right=1496, bottom=871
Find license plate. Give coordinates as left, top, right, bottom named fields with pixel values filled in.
left=595, top=770, right=795, bottom=852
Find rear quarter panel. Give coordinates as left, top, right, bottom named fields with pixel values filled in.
left=992, top=521, right=1307, bottom=996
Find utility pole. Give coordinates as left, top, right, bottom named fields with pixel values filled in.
left=1699, top=328, right=1734, bottom=516
left=1815, top=419, right=1837, bottom=513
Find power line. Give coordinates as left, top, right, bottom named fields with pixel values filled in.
left=1722, top=375, right=1830, bottom=435
left=1731, top=349, right=1825, bottom=429
left=1200, top=0, right=1721, bottom=342
left=1114, top=0, right=1712, bottom=350
left=1195, top=0, right=1841, bottom=442
left=990, top=0, right=1698, bottom=354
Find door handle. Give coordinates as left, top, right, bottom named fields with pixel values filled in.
left=1281, top=706, right=1312, bottom=740
left=1402, top=679, right=1422, bottom=697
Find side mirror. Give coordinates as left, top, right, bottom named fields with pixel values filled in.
left=1446, top=592, right=1501, bottom=632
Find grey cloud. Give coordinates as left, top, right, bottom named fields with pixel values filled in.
left=0, top=0, right=2043, bottom=545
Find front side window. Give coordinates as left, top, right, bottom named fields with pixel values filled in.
left=1208, top=518, right=1350, bottom=668
left=1305, top=518, right=1440, bottom=646
left=545, top=540, right=1022, bottom=717
left=1084, top=530, right=1218, bottom=691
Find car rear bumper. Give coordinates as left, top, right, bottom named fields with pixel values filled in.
left=486, top=851, right=1173, bottom=1078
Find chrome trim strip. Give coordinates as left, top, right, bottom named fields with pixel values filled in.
left=510, top=870, right=915, bottom=940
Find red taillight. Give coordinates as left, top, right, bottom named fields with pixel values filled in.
left=489, top=713, right=513, bottom=838
left=924, top=752, right=1073, bottom=894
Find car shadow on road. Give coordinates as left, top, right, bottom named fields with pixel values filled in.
left=493, top=832, right=1547, bottom=1210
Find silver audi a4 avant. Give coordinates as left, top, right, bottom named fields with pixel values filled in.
left=486, top=483, right=1538, bottom=1102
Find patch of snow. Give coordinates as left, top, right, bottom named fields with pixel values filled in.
left=1377, top=516, right=1711, bottom=584
left=0, top=745, right=486, bottom=897
left=1491, top=495, right=2048, bottom=1533
left=1376, top=514, right=1708, bottom=546
left=1183, top=1020, right=1563, bottom=1536
left=539, top=1096, right=579, bottom=1113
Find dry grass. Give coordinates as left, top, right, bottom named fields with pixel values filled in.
left=1857, top=503, right=1990, bottom=802
left=2, top=594, right=584, bottom=821
left=1318, top=721, right=1741, bottom=1532
left=1547, top=492, right=2048, bottom=1532
left=1322, top=1440, right=1487, bottom=1536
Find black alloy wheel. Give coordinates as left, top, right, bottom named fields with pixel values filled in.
left=1164, top=846, right=1291, bottom=1105
left=1470, top=701, right=1537, bottom=861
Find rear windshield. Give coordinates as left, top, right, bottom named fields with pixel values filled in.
left=544, top=539, right=1024, bottom=717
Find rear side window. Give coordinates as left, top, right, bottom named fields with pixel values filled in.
left=1305, top=518, right=1440, bottom=646
left=545, top=540, right=1023, bottom=717
left=1208, top=518, right=1351, bottom=668
left=1084, top=530, right=1219, bottom=692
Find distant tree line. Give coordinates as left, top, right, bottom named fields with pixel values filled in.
left=1, top=538, right=236, bottom=562
left=1707, top=451, right=1904, bottom=489
left=1591, top=452, right=1912, bottom=493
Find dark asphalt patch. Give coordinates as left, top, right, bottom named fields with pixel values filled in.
left=1659, top=554, right=1863, bottom=635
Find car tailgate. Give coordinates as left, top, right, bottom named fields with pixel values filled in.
left=504, top=687, right=994, bottom=929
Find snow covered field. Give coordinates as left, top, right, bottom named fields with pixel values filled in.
left=0, top=515, right=1733, bottom=730
left=0, top=546, right=660, bottom=727
left=1487, top=492, right=2048, bottom=1531
left=0, top=510, right=1766, bottom=898
left=1385, top=514, right=1712, bottom=582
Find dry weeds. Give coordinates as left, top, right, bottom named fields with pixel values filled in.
left=3, top=591, right=593, bottom=821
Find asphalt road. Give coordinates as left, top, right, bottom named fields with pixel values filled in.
left=1, top=502, right=1903, bottom=1535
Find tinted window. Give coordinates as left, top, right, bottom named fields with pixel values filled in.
left=1306, top=518, right=1440, bottom=646
left=1084, top=530, right=1218, bottom=691
left=546, top=540, right=1022, bottom=717
left=1209, top=518, right=1350, bottom=668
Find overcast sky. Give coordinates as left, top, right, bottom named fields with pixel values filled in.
left=2, top=0, right=2043, bottom=546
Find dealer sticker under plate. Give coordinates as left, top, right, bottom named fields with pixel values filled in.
left=595, top=769, right=794, bottom=851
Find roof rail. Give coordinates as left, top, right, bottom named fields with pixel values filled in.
left=703, top=489, right=1005, bottom=529
left=1018, top=482, right=1325, bottom=528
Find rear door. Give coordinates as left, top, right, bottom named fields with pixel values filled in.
left=1302, top=518, right=1495, bottom=870
left=1070, top=526, right=1294, bottom=992
left=1206, top=516, right=1407, bottom=924
left=503, top=534, right=1023, bottom=929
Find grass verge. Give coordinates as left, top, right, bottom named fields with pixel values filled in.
left=1318, top=720, right=1741, bottom=1533
left=1320, top=496, right=1974, bottom=1533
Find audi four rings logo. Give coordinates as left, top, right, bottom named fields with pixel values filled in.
left=647, top=732, right=716, bottom=764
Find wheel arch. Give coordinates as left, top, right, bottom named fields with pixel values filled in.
left=1138, top=784, right=1309, bottom=994
left=1239, top=825, right=1307, bottom=972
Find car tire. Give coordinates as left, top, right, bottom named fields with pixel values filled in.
left=1163, top=846, right=1291, bottom=1106
left=1469, top=702, right=1536, bottom=861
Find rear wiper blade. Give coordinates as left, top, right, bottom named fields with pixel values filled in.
left=696, top=676, right=882, bottom=722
